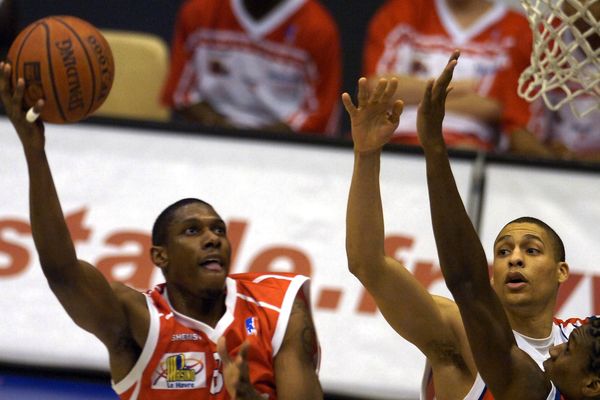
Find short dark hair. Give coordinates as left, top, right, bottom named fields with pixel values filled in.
left=588, top=316, right=600, bottom=376
left=152, top=198, right=213, bottom=246
left=503, top=217, right=565, bottom=262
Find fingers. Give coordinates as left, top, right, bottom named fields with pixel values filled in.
left=26, top=107, right=40, bottom=123
left=356, top=77, right=368, bottom=108
left=382, top=78, right=398, bottom=104
left=12, top=78, right=25, bottom=110
left=389, top=99, right=404, bottom=125
left=341, top=92, right=356, bottom=115
left=238, top=341, right=249, bottom=362
left=433, top=51, right=459, bottom=99
left=370, top=78, right=387, bottom=103
left=217, top=336, right=232, bottom=365
left=0, top=62, right=12, bottom=105
left=422, top=79, right=434, bottom=110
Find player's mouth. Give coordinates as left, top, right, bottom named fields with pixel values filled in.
left=199, top=257, right=225, bottom=273
left=505, top=271, right=528, bottom=290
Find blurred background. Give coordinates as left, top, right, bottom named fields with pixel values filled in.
left=0, top=0, right=598, bottom=399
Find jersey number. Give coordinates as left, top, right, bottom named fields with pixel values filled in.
left=210, top=352, right=224, bottom=394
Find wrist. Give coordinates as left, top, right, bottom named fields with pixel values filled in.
left=354, top=147, right=383, bottom=157
left=422, top=140, right=447, bottom=157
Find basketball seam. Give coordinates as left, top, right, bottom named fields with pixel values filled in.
left=12, top=22, right=43, bottom=99
left=51, top=16, right=98, bottom=119
left=43, top=20, right=68, bottom=123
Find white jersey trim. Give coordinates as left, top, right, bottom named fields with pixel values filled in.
left=111, top=294, right=161, bottom=396
left=436, top=0, right=508, bottom=45
left=164, top=279, right=237, bottom=343
left=271, top=275, right=310, bottom=357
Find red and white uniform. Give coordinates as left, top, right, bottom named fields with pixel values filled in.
left=161, top=0, right=341, bottom=135
left=421, top=317, right=589, bottom=400
left=364, top=0, right=532, bottom=150
left=113, top=273, right=318, bottom=399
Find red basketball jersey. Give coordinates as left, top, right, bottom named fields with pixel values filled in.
left=112, top=273, right=318, bottom=399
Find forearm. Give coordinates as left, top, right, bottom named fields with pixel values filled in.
left=177, top=102, right=233, bottom=128
left=445, top=94, right=501, bottom=124
left=346, top=150, right=386, bottom=271
left=422, top=143, right=489, bottom=292
left=368, top=74, right=426, bottom=105
left=508, top=129, right=555, bottom=158
left=24, top=147, right=79, bottom=276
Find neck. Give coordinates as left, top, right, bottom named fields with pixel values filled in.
left=504, top=300, right=557, bottom=338
left=242, top=0, right=283, bottom=21
left=445, top=0, right=494, bottom=28
left=166, top=283, right=226, bottom=328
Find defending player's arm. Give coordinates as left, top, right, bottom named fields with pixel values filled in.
left=343, top=77, right=472, bottom=373
left=0, top=62, right=140, bottom=380
left=418, top=51, right=551, bottom=400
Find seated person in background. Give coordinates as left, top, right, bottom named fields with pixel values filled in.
left=508, top=0, right=600, bottom=162
left=363, top=0, right=532, bottom=152
left=161, top=0, right=342, bottom=135
left=417, top=51, right=600, bottom=400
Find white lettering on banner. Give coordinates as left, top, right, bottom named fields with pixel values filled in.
left=0, top=117, right=599, bottom=399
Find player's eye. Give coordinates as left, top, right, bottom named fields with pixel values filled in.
left=184, top=227, right=199, bottom=235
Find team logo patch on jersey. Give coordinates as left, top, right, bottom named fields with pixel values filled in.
left=151, top=352, right=207, bottom=389
left=245, top=317, right=258, bottom=336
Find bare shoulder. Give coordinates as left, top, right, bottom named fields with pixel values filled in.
left=282, top=294, right=317, bottom=362
left=110, top=281, right=145, bottom=302
left=431, top=295, right=476, bottom=368
left=109, top=281, right=150, bottom=347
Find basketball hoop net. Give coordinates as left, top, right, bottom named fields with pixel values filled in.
left=518, top=0, right=599, bottom=117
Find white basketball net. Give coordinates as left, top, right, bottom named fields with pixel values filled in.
left=518, top=0, right=599, bottom=117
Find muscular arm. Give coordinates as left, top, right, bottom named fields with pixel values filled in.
left=0, top=63, right=140, bottom=381
left=274, top=295, right=322, bottom=400
left=344, top=77, right=472, bottom=381
left=418, top=52, right=551, bottom=400
left=176, top=101, right=234, bottom=128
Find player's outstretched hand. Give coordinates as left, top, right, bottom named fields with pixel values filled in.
left=416, top=50, right=459, bottom=151
left=342, top=77, right=404, bottom=154
left=0, top=61, right=46, bottom=151
left=217, top=337, right=259, bottom=400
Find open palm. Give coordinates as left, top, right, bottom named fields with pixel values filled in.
left=342, top=77, right=404, bottom=154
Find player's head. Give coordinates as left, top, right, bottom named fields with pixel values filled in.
left=544, top=317, right=600, bottom=399
left=491, top=217, right=569, bottom=310
left=151, top=198, right=231, bottom=295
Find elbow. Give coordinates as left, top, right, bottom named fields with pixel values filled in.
left=346, top=257, right=365, bottom=278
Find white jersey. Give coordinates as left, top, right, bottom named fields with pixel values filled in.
left=420, top=317, right=586, bottom=400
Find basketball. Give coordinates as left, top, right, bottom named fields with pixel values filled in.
left=7, top=16, right=115, bottom=124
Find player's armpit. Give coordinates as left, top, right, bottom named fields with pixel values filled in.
left=274, top=295, right=323, bottom=400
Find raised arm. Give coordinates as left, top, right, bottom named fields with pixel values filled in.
left=342, top=77, right=473, bottom=383
left=0, top=62, right=141, bottom=380
left=417, top=51, right=551, bottom=400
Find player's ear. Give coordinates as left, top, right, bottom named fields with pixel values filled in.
left=557, top=261, right=569, bottom=284
left=581, top=373, right=600, bottom=397
left=151, top=245, right=169, bottom=269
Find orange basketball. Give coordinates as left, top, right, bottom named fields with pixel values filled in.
left=7, top=16, right=114, bottom=124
